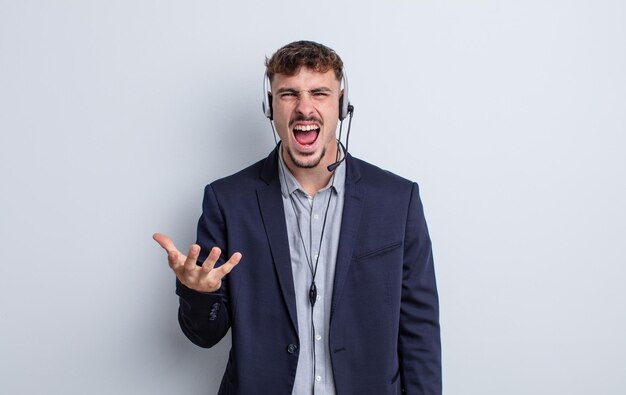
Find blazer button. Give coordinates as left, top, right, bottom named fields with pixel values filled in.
left=286, top=344, right=298, bottom=354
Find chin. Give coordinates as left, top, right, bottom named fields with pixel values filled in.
left=288, top=146, right=326, bottom=169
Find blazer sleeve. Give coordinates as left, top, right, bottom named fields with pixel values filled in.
left=175, top=184, right=231, bottom=348
left=399, top=183, right=442, bottom=394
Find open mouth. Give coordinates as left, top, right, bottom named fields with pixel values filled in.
left=293, top=124, right=320, bottom=147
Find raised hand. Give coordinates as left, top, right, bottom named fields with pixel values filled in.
left=153, top=233, right=241, bottom=293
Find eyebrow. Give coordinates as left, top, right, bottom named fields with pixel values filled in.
left=310, top=87, right=333, bottom=94
left=275, top=88, right=299, bottom=94
left=275, top=87, right=334, bottom=94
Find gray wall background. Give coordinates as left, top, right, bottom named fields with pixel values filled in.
left=1, top=1, right=625, bottom=394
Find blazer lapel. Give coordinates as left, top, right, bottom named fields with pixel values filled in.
left=331, top=156, right=364, bottom=316
left=256, top=148, right=299, bottom=334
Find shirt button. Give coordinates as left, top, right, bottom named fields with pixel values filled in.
left=315, top=335, right=322, bottom=341
left=313, top=214, right=319, bottom=220
left=286, top=344, right=298, bottom=354
left=315, top=375, right=322, bottom=382
left=316, top=295, right=321, bottom=301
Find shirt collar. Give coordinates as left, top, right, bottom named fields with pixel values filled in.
left=277, top=145, right=346, bottom=198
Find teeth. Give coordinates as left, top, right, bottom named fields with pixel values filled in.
left=293, top=124, right=319, bottom=131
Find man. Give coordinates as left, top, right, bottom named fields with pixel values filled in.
left=154, top=40, right=441, bottom=394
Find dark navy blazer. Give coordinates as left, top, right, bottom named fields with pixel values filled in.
left=176, top=147, right=442, bottom=394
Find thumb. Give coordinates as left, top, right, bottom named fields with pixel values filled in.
left=153, top=233, right=177, bottom=253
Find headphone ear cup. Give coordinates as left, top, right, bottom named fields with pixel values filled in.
left=338, top=71, right=349, bottom=121
left=267, top=93, right=273, bottom=120
left=262, top=74, right=273, bottom=120
left=339, top=95, right=344, bottom=121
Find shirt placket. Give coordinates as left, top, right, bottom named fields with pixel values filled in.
left=309, top=189, right=328, bottom=392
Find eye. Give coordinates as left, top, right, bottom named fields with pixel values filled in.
left=310, top=89, right=332, bottom=100
left=279, top=91, right=298, bottom=100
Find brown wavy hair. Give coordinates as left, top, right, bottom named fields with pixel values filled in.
left=265, top=40, right=343, bottom=82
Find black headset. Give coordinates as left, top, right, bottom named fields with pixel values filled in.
left=262, top=69, right=352, bottom=121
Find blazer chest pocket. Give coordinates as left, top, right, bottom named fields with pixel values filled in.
left=349, top=240, right=403, bottom=308
left=353, top=240, right=402, bottom=263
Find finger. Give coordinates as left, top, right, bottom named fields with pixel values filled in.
left=153, top=233, right=186, bottom=269
left=153, top=233, right=177, bottom=253
left=210, top=252, right=242, bottom=279
left=199, top=252, right=241, bottom=292
left=167, top=250, right=184, bottom=271
left=183, top=244, right=201, bottom=272
left=200, top=247, right=222, bottom=272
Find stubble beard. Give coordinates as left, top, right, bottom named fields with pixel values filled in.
left=287, top=146, right=327, bottom=169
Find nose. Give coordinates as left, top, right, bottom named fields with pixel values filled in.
left=294, top=91, right=315, bottom=117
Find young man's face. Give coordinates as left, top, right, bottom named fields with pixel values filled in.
left=271, top=67, right=341, bottom=171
